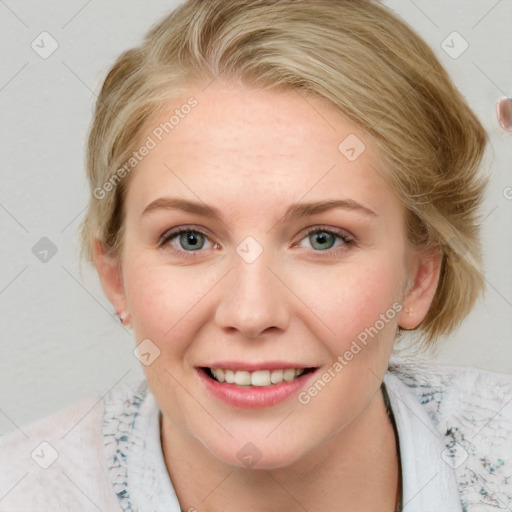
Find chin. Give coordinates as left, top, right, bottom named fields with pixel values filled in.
left=201, top=433, right=311, bottom=471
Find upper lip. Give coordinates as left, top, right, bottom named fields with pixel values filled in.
left=198, top=361, right=318, bottom=371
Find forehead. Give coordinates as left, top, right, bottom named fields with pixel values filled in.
left=126, top=83, right=401, bottom=221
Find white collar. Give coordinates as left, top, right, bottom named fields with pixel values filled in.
left=384, top=372, right=463, bottom=511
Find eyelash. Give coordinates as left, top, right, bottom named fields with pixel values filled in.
left=158, top=225, right=355, bottom=258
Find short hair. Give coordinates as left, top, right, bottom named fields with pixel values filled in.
left=80, top=0, right=488, bottom=345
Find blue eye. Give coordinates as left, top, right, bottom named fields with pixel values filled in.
left=160, top=228, right=213, bottom=252
left=177, top=231, right=206, bottom=251
left=298, top=227, right=353, bottom=252
left=309, top=231, right=336, bottom=250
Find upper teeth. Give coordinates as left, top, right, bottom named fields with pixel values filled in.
left=210, top=368, right=306, bottom=386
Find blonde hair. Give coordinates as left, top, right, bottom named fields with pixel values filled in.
left=81, top=0, right=488, bottom=344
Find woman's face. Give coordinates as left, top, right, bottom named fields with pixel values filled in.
left=97, top=83, right=438, bottom=469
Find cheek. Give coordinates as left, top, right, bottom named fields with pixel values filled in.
left=123, top=259, right=218, bottom=342
left=295, top=259, right=403, bottom=348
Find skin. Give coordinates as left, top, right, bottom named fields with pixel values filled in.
left=94, top=82, right=441, bottom=511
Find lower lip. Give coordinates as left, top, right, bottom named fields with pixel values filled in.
left=197, top=368, right=318, bottom=409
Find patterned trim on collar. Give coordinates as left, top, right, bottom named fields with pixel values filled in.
left=103, top=380, right=148, bottom=510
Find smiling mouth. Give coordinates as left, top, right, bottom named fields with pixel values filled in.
left=202, top=367, right=317, bottom=387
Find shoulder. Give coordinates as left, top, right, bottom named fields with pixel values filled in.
left=0, top=382, right=146, bottom=512
left=388, top=356, right=512, bottom=429
left=389, top=357, right=512, bottom=510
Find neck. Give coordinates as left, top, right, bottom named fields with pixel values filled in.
left=162, top=387, right=400, bottom=512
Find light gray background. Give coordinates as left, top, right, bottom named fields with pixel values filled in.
left=1, top=0, right=511, bottom=435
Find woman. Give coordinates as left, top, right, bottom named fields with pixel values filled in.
left=1, top=1, right=511, bottom=510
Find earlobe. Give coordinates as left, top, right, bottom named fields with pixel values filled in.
left=92, top=238, right=129, bottom=322
left=398, top=248, right=442, bottom=330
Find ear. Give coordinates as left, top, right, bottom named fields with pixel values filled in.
left=397, top=246, right=442, bottom=330
left=92, top=238, right=130, bottom=325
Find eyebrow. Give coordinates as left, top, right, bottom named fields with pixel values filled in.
left=141, top=197, right=377, bottom=223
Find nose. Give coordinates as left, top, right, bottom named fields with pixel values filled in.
left=214, top=251, right=290, bottom=339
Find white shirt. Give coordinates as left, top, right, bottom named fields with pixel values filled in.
left=1, top=358, right=511, bottom=511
